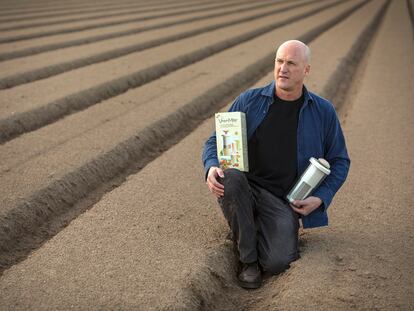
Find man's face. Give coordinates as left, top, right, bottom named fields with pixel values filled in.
left=274, top=43, right=310, bottom=93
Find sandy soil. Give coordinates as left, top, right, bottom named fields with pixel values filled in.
left=0, top=1, right=292, bottom=77
left=0, top=0, right=337, bottom=117
left=0, top=0, right=228, bottom=29
left=0, top=0, right=251, bottom=38
left=0, top=0, right=258, bottom=53
left=0, top=0, right=413, bottom=310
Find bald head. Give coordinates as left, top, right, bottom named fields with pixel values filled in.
left=276, top=40, right=311, bottom=64
left=273, top=40, right=311, bottom=100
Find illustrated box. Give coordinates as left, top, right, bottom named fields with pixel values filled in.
left=215, top=112, right=248, bottom=172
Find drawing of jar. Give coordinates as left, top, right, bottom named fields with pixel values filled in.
left=222, top=134, right=233, bottom=158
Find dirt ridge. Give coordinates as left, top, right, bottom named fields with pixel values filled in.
left=0, top=0, right=260, bottom=44
left=321, top=0, right=390, bottom=107
left=0, top=0, right=193, bottom=17
left=0, top=0, right=246, bottom=31
left=407, top=0, right=414, bottom=36
left=0, top=50, right=270, bottom=272
left=0, top=0, right=353, bottom=144
left=0, top=2, right=195, bottom=23
left=0, top=0, right=373, bottom=274
left=0, top=0, right=313, bottom=89
left=0, top=0, right=197, bottom=23
left=0, top=0, right=290, bottom=62
left=175, top=243, right=239, bottom=310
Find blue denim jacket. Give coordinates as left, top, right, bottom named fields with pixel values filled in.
left=202, top=81, right=350, bottom=228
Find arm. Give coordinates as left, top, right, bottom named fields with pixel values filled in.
left=312, top=107, right=350, bottom=211
left=291, top=107, right=350, bottom=216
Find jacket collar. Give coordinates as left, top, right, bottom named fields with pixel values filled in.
left=261, top=80, right=313, bottom=106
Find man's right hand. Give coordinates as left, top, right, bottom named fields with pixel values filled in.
left=206, top=166, right=225, bottom=198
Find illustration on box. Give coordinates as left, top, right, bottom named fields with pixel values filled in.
left=219, top=129, right=242, bottom=169
left=215, top=112, right=248, bottom=172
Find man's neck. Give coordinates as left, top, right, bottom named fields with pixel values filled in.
left=275, top=86, right=303, bottom=101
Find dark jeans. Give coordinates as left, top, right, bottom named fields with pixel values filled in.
left=218, top=169, right=299, bottom=274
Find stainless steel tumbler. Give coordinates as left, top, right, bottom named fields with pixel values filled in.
left=286, top=157, right=331, bottom=203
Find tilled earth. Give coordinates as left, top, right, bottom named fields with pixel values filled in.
left=0, top=0, right=413, bottom=310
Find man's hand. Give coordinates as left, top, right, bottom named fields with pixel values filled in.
left=290, top=196, right=323, bottom=216
left=206, top=166, right=225, bottom=198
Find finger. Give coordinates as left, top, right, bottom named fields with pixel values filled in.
left=212, top=188, right=224, bottom=198
left=214, top=190, right=224, bottom=198
left=208, top=181, right=224, bottom=194
left=291, top=205, right=305, bottom=215
left=217, top=168, right=225, bottom=178
left=290, top=202, right=303, bottom=209
left=209, top=181, right=224, bottom=192
left=292, top=200, right=304, bottom=207
left=208, top=177, right=224, bottom=189
left=212, top=180, right=224, bottom=189
left=212, top=186, right=224, bottom=196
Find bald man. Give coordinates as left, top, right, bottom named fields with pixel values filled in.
left=202, top=40, right=350, bottom=289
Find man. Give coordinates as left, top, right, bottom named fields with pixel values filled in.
left=202, top=40, right=350, bottom=289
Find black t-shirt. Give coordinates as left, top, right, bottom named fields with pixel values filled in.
left=246, top=92, right=304, bottom=198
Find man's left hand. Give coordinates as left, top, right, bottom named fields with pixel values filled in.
left=290, top=196, right=323, bottom=216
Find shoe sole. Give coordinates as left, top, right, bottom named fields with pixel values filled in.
left=238, top=279, right=262, bottom=289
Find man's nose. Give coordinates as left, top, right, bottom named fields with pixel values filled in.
left=280, top=62, right=288, bottom=72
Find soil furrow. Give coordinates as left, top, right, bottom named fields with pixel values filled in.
left=0, top=0, right=140, bottom=11
left=0, top=0, right=197, bottom=24
left=0, top=2, right=326, bottom=118
left=320, top=0, right=390, bottom=109
left=0, top=0, right=372, bottom=275
left=0, top=0, right=238, bottom=30
left=0, top=0, right=314, bottom=89
left=0, top=0, right=187, bottom=16
left=0, top=0, right=353, bottom=144
left=408, top=0, right=414, bottom=36
left=0, top=2, right=360, bottom=178
left=0, top=0, right=263, bottom=44
left=0, top=2, right=321, bottom=113
left=0, top=0, right=288, bottom=62
left=0, top=1, right=291, bottom=77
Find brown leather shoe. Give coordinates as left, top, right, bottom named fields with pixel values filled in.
left=238, top=262, right=262, bottom=289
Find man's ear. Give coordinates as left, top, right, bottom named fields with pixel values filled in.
left=304, top=64, right=311, bottom=76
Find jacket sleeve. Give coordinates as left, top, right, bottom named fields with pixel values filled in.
left=201, top=93, right=246, bottom=179
left=312, top=107, right=350, bottom=210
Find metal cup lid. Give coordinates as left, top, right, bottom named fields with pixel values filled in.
left=309, top=157, right=331, bottom=175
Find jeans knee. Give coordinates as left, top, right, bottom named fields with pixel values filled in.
left=218, top=169, right=250, bottom=215
left=223, top=168, right=244, bottom=182
left=221, top=168, right=246, bottom=190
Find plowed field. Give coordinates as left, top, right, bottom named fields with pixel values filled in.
left=0, top=0, right=413, bottom=310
